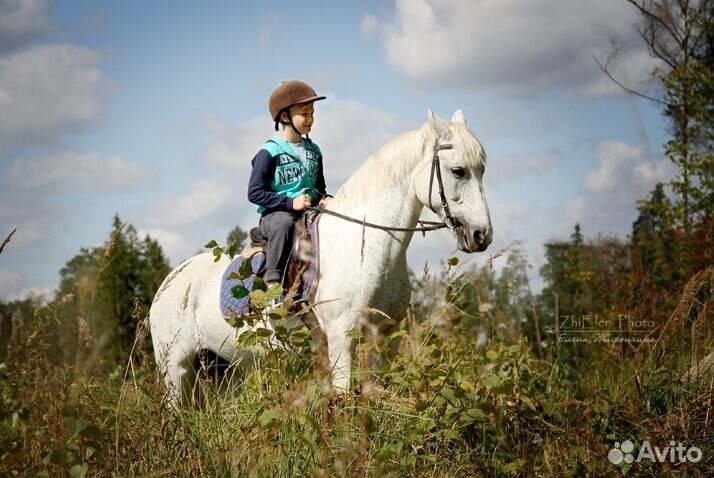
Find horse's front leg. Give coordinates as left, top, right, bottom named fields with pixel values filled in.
left=324, top=311, right=359, bottom=392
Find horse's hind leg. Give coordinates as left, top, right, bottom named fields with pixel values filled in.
left=153, top=333, right=200, bottom=407
left=165, top=351, right=200, bottom=407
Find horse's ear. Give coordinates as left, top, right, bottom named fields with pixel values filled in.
left=451, top=109, right=466, bottom=125
left=426, top=108, right=450, bottom=137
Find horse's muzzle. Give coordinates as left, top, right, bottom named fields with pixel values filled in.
left=456, top=226, right=491, bottom=253
left=473, top=229, right=490, bottom=252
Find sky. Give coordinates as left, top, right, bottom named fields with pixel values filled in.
left=0, top=0, right=676, bottom=301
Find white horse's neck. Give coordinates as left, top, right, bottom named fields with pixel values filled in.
left=328, top=128, right=431, bottom=257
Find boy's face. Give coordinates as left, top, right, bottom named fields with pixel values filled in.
left=284, top=102, right=315, bottom=134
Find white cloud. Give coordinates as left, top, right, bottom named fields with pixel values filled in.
left=4, top=151, right=156, bottom=192
left=0, top=0, right=51, bottom=53
left=584, top=141, right=643, bottom=193
left=200, top=115, right=272, bottom=173
left=144, top=177, right=236, bottom=228
left=364, top=0, right=661, bottom=96
left=0, top=187, right=59, bottom=249
left=490, top=150, right=562, bottom=184
left=361, top=14, right=379, bottom=36
left=139, top=228, right=193, bottom=266
left=571, top=139, right=676, bottom=233
left=584, top=140, right=674, bottom=195
left=0, top=267, right=25, bottom=301
left=0, top=44, right=108, bottom=151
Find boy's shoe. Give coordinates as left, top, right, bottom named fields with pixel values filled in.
left=268, top=296, right=285, bottom=309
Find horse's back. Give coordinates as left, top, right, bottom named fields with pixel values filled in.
left=149, top=252, right=259, bottom=364
left=149, top=253, right=226, bottom=356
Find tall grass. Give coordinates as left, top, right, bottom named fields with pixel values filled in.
left=0, top=263, right=712, bottom=477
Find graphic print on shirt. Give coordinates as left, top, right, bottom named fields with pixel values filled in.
left=274, top=152, right=319, bottom=187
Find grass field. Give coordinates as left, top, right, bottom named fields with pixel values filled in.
left=1, top=262, right=712, bottom=478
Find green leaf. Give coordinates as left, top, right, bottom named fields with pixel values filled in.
left=268, top=307, right=287, bottom=320
left=459, top=381, right=475, bottom=393
left=266, top=283, right=283, bottom=300
left=465, top=408, right=485, bottom=421
left=238, top=257, right=254, bottom=279
left=238, top=331, right=258, bottom=347
left=249, top=290, right=268, bottom=309
left=64, top=416, right=87, bottom=435
left=258, top=409, right=282, bottom=427
left=344, top=329, right=363, bottom=339
left=388, top=329, right=407, bottom=340
left=212, top=247, right=222, bottom=262
left=204, top=240, right=219, bottom=248
left=69, top=463, right=88, bottom=478
left=482, top=374, right=500, bottom=389
left=252, top=277, right=267, bottom=292
left=501, top=459, right=525, bottom=475
left=79, top=424, right=102, bottom=441
left=267, top=349, right=284, bottom=365
left=227, top=315, right=246, bottom=329
left=256, top=327, right=273, bottom=338
left=415, top=400, right=429, bottom=412
left=486, top=349, right=499, bottom=361
left=231, top=285, right=249, bottom=300
left=439, top=387, right=458, bottom=404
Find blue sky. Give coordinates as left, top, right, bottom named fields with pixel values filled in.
left=0, top=0, right=675, bottom=300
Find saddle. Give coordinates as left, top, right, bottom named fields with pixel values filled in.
left=243, top=209, right=321, bottom=302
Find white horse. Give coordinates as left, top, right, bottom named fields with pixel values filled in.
left=149, top=109, right=492, bottom=405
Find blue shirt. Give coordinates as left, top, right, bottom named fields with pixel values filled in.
left=247, top=135, right=327, bottom=214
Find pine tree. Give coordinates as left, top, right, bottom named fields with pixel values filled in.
left=56, top=215, right=171, bottom=365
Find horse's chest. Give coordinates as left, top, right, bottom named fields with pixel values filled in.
left=361, top=266, right=410, bottom=317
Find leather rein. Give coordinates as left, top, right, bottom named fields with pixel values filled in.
left=313, top=139, right=462, bottom=236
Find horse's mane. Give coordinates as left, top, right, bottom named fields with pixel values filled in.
left=329, top=122, right=486, bottom=212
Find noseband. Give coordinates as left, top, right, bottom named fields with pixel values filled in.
left=313, top=140, right=462, bottom=234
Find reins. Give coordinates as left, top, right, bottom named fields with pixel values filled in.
left=311, top=139, right=462, bottom=236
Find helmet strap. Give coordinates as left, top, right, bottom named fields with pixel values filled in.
left=276, top=108, right=308, bottom=139
left=286, top=109, right=303, bottom=138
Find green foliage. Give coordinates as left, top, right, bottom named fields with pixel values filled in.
left=206, top=225, right=248, bottom=261
left=0, top=247, right=712, bottom=477
left=631, top=0, right=714, bottom=228
left=55, top=214, right=171, bottom=365
left=227, top=225, right=248, bottom=257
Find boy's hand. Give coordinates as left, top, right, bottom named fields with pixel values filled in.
left=319, top=197, right=331, bottom=208
left=291, top=194, right=312, bottom=211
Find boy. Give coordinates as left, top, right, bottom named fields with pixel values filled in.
left=247, top=80, right=330, bottom=287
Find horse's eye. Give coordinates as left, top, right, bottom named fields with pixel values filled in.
left=451, top=167, right=466, bottom=179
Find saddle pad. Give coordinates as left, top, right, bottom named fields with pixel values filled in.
left=301, top=215, right=320, bottom=299
left=220, top=252, right=266, bottom=318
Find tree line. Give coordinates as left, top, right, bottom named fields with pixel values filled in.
left=0, top=0, right=711, bottom=374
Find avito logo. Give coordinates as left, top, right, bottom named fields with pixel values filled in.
left=608, top=440, right=702, bottom=465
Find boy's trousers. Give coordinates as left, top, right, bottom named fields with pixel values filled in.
left=259, top=210, right=300, bottom=283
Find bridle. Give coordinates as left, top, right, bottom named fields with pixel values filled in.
left=315, top=139, right=463, bottom=235
left=428, top=139, right=462, bottom=230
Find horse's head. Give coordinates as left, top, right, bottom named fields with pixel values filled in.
left=414, top=109, right=493, bottom=253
